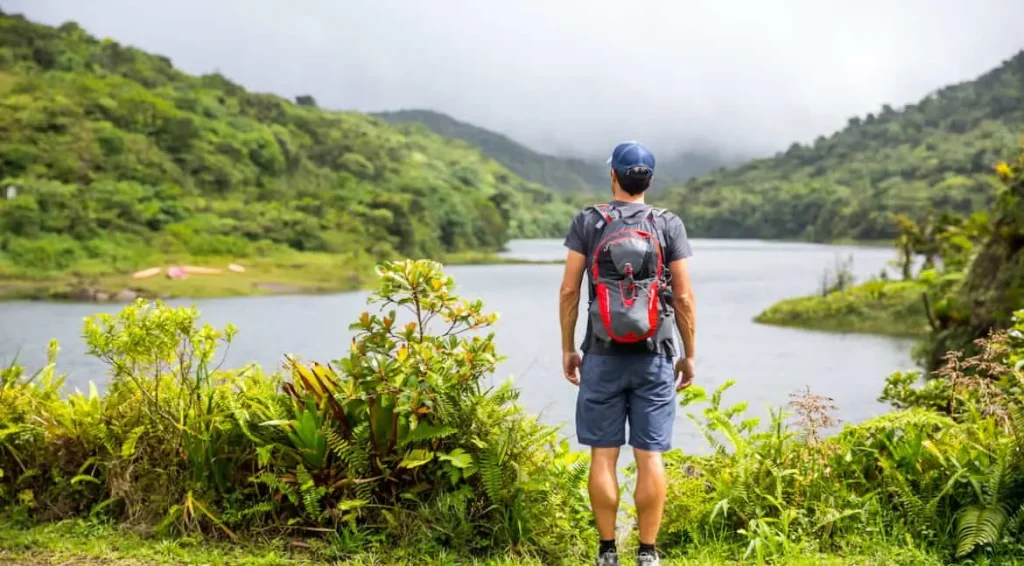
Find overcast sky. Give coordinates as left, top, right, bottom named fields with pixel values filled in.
left=7, top=0, right=1024, bottom=159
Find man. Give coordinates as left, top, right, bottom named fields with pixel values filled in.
left=559, top=141, right=697, bottom=566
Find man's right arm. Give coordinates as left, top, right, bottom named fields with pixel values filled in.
left=668, top=258, right=696, bottom=360
left=662, top=213, right=695, bottom=361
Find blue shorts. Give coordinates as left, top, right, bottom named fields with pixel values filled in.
left=575, top=352, right=677, bottom=452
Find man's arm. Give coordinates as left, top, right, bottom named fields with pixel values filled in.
left=559, top=250, right=587, bottom=353
left=668, top=258, right=696, bottom=359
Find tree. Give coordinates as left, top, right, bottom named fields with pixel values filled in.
left=295, top=94, right=317, bottom=107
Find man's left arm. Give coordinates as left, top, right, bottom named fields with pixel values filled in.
left=559, top=212, right=588, bottom=384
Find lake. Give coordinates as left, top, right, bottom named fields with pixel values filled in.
left=0, top=238, right=919, bottom=458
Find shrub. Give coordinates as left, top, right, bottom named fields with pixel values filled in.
left=648, top=310, right=1024, bottom=563
left=0, top=259, right=592, bottom=562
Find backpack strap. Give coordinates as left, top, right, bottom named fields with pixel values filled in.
left=646, top=207, right=670, bottom=255
left=584, top=203, right=616, bottom=231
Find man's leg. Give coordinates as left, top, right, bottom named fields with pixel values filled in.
left=633, top=448, right=667, bottom=545
left=627, top=354, right=677, bottom=557
left=590, top=446, right=621, bottom=541
left=576, top=353, right=628, bottom=560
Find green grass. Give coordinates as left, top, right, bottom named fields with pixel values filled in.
left=754, top=279, right=931, bottom=337
left=0, top=250, right=561, bottom=302
left=0, top=520, right=951, bottom=565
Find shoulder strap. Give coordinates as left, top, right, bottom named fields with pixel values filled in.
left=584, top=203, right=618, bottom=231
left=646, top=207, right=670, bottom=258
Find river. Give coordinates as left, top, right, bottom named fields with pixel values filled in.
left=0, top=239, right=918, bottom=457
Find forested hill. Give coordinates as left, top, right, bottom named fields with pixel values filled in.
left=374, top=109, right=731, bottom=193
left=665, top=50, right=1024, bottom=242
left=0, top=13, right=577, bottom=279
left=374, top=109, right=606, bottom=194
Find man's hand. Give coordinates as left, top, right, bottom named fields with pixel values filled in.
left=674, top=357, right=695, bottom=391
left=563, top=350, right=582, bottom=385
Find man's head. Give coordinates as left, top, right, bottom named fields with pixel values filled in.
left=607, top=141, right=655, bottom=197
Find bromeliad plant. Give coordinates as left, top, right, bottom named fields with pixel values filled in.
left=266, top=259, right=501, bottom=510
left=259, top=259, right=593, bottom=557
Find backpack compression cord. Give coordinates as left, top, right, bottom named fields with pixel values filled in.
left=587, top=204, right=675, bottom=350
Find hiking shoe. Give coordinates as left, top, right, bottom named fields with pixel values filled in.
left=596, top=550, right=620, bottom=566
left=636, top=550, right=660, bottom=566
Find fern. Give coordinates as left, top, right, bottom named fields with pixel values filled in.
left=400, top=423, right=457, bottom=446
left=479, top=447, right=506, bottom=505
left=120, top=425, right=146, bottom=459
left=956, top=503, right=1009, bottom=557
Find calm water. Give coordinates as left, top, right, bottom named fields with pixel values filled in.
left=0, top=239, right=917, bottom=457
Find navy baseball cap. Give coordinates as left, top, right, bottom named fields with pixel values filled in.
left=606, top=141, right=655, bottom=178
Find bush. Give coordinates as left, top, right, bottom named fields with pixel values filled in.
left=646, top=310, right=1024, bottom=563
left=0, top=259, right=592, bottom=562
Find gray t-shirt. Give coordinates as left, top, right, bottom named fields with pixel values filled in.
left=563, top=200, right=693, bottom=354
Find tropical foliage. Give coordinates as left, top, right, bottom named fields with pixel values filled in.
left=650, top=311, right=1024, bottom=562
left=756, top=142, right=1024, bottom=366
left=0, top=259, right=593, bottom=563
left=4, top=257, right=1024, bottom=563
left=665, top=51, right=1024, bottom=242
left=0, top=13, right=577, bottom=283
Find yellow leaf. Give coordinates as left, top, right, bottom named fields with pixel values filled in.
left=397, top=346, right=408, bottom=362
left=431, top=278, right=443, bottom=291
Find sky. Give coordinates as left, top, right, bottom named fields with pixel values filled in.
left=6, top=0, right=1024, bottom=159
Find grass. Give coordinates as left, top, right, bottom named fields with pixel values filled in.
left=0, top=520, right=949, bottom=566
left=0, top=250, right=562, bottom=302
left=754, top=279, right=931, bottom=337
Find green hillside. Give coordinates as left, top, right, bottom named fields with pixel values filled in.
left=374, top=109, right=730, bottom=193
left=0, top=13, right=576, bottom=293
left=666, top=50, right=1024, bottom=241
left=374, top=109, right=606, bottom=193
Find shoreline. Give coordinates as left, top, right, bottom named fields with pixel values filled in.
left=752, top=279, right=931, bottom=338
left=0, top=234, right=889, bottom=304
left=0, top=251, right=564, bottom=303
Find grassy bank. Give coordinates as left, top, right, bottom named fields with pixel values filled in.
left=0, top=249, right=562, bottom=302
left=754, top=279, right=930, bottom=337
left=0, top=520, right=949, bottom=566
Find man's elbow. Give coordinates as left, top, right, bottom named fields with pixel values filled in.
left=673, top=291, right=695, bottom=313
left=560, top=285, right=580, bottom=304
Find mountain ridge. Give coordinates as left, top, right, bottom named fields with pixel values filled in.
left=0, top=12, right=576, bottom=285
left=373, top=108, right=733, bottom=194
left=662, top=48, right=1024, bottom=242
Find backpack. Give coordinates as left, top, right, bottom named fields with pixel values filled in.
left=585, top=203, right=675, bottom=350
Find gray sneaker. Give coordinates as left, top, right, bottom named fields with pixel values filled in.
left=636, top=550, right=660, bottom=566
left=596, top=550, right=620, bottom=566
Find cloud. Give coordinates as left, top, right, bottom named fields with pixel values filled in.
left=7, top=0, right=1024, bottom=158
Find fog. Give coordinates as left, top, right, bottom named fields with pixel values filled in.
left=7, top=0, right=1024, bottom=158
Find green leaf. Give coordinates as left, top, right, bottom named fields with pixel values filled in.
left=336, top=498, right=367, bottom=512
left=399, top=448, right=435, bottom=469
left=439, top=448, right=473, bottom=469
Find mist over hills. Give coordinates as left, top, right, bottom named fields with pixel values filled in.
left=373, top=109, right=738, bottom=194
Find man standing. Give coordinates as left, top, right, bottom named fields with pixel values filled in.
left=558, top=141, right=697, bottom=566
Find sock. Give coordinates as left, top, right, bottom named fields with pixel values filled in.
left=638, top=543, right=656, bottom=556
left=599, top=539, right=616, bottom=555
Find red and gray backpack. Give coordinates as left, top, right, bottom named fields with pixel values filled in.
left=585, top=203, right=675, bottom=349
